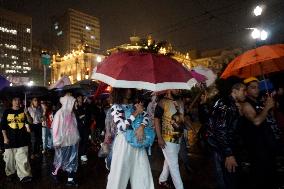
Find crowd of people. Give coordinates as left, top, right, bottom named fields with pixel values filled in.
left=0, top=76, right=283, bottom=189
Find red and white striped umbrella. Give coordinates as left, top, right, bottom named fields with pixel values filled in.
left=91, top=51, right=206, bottom=91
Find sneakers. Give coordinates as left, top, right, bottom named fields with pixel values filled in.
left=80, top=155, right=88, bottom=162
left=20, top=176, right=32, bottom=183
left=66, top=180, right=78, bottom=187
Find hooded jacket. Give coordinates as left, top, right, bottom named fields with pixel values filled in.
left=52, top=95, right=80, bottom=147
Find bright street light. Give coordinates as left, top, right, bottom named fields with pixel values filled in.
left=260, top=30, right=268, bottom=40
left=251, top=28, right=268, bottom=40
left=251, top=28, right=260, bottom=39
left=253, top=5, right=263, bottom=16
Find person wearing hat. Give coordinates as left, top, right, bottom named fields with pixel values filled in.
left=0, top=96, right=32, bottom=183
left=206, top=77, right=246, bottom=189
left=241, top=77, right=278, bottom=189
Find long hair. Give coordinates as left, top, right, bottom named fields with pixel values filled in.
left=111, top=88, right=136, bottom=104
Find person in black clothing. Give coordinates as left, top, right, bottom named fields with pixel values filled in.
left=207, top=81, right=246, bottom=189
left=1, top=96, right=32, bottom=183
left=74, top=94, right=91, bottom=163
left=242, top=77, right=277, bottom=189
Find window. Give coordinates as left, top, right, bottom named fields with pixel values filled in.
left=85, top=25, right=91, bottom=31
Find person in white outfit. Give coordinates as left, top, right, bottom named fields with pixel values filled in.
left=155, top=89, right=184, bottom=189
left=106, top=88, right=154, bottom=189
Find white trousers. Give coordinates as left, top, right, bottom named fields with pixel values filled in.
left=106, top=133, right=154, bottom=189
left=159, top=142, right=184, bottom=189
left=3, top=146, right=32, bottom=180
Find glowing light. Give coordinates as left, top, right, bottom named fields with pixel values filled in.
left=260, top=30, right=268, bottom=40
left=27, top=81, right=34, bottom=86
left=251, top=28, right=260, bottom=39
left=85, top=25, right=91, bottom=30
left=253, top=5, right=263, bottom=16
left=96, top=56, right=102, bottom=62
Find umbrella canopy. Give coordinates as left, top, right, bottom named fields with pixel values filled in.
left=221, top=44, right=284, bottom=79
left=91, top=51, right=205, bottom=91
left=193, top=66, right=217, bottom=87
left=0, top=86, right=49, bottom=100
left=49, top=75, right=71, bottom=89
left=62, top=84, right=91, bottom=96
left=0, top=75, right=10, bottom=90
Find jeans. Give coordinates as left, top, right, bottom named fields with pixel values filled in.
left=42, top=127, right=53, bottom=150
left=31, top=124, right=42, bottom=154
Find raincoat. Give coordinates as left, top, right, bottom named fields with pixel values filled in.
left=52, top=95, right=80, bottom=174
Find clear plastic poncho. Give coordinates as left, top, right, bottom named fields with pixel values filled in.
left=52, top=95, right=80, bottom=174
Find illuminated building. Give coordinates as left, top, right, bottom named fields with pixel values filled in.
left=0, top=8, right=32, bottom=82
left=51, top=8, right=100, bottom=55
left=107, top=36, right=242, bottom=73
left=51, top=44, right=104, bottom=84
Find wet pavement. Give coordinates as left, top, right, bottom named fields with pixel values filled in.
left=1, top=142, right=284, bottom=189
left=0, top=142, right=216, bottom=189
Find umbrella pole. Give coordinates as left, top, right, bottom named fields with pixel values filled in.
left=25, top=93, right=27, bottom=109
left=260, top=64, right=269, bottom=94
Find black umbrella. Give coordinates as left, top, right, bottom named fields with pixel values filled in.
left=62, top=84, right=90, bottom=97
left=0, top=85, right=48, bottom=107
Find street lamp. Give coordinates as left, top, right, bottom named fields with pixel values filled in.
left=251, top=28, right=268, bottom=41
left=251, top=28, right=260, bottom=39
left=253, top=5, right=263, bottom=16
left=260, top=30, right=268, bottom=40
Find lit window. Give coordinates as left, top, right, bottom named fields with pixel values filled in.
left=23, top=47, right=27, bottom=51
left=5, top=44, right=17, bottom=49
left=57, top=31, right=63, bottom=36
left=85, top=25, right=91, bottom=31
left=91, top=35, right=95, bottom=40
left=26, top=28, right=31, bottom=33
left=54, top=22, right=59, bottom=30
left=0, top=26, right=17, bottom=35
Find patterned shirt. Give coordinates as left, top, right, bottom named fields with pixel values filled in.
left=155, top=98, right=184, bottom=144
left=110, top=104, right=149, bottom=134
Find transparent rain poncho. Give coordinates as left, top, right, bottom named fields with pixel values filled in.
left=52, top=95, right=80, bottom=174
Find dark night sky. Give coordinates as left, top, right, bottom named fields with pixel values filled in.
left=1, top=0, right=284, bottom=52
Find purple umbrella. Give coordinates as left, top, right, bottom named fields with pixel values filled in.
left=0, top=75, right=10, bottom=90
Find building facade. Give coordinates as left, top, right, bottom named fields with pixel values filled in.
left=51, top=8, right=100, bottom=55
left=51, top=45, right=104, bottom=84
left=107, top=36, right=242, bottom=74
left=0, top=8, right=32, bottom=82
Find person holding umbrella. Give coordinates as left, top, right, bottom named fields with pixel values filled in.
left=241, top=77, right=278, bottom=189
left=1, top=95, right=32, bottom=183
left=106, top=88, right=154, bottom=189
left=28, top=97, right=43, bottom=159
